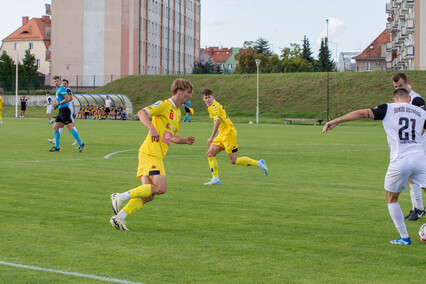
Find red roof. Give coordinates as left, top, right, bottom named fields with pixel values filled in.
left=353, top=30, right=390, bottom=59
left=201, top=48, right=233, bottom=63
left=3, top=16, right=51, bottom=49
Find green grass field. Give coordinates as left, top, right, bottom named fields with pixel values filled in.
left=0, top=117, right=425, bottom=283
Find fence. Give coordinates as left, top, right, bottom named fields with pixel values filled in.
left=0, top=75, right=124, bottom=95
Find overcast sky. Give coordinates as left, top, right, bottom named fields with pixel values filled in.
left=0, top=0, right=389, bottom=61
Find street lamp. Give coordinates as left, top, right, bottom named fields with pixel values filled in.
left=255, top=59, right=261, bottom=124
left=15, top=43, right=19, bottom=118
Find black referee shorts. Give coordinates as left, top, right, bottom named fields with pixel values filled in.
left=55, top=107, right=73, bottom=124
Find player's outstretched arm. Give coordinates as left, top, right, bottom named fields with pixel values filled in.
left=172, top=135, right=195, bottom=145
left=322, top=109, right=374, bottom=133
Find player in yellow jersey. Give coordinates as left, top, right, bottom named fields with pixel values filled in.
left=202, top=89, right=268, bottom=185
left=0, top=95, right=4, bottom=125
left=109, top=78, right=195, bottom=230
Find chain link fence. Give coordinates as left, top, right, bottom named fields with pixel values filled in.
left=0, top=75, right=124, bottom=95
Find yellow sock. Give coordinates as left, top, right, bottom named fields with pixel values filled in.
left=235, top=157, right=257, bottom=166
left=122, top=198, right=143, bottom=216
left=129, top=184, right=152, bottom=199
left=207, top=157, right=219, bottom=178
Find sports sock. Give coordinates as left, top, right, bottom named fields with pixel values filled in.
left=208, top=157, right=219, bottom=178
left=54, top=131, right=60, bottom=148
left=118, top=210, right=127, bottom=219
left=129, top=184, right=152, bottom=199
left=235, top=157, right=257, bottom=166
left=120, top=191, right=131, bottom=201
left=409, top=183, right=424, bottom=210
left=70, top=129, right=82, bottom=146
left=73, top=126, right=78, bottom=133
left=388, top=202, right=409, bottom=239
left=122, top=198, right=143, bottom=216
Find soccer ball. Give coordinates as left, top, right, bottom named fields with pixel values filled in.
left=419, top=223, right=426, bottom=243
left=249, top=121, right=253, bottom=124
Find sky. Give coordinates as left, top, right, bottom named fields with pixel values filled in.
left=0, top=0, right=389, bottom=62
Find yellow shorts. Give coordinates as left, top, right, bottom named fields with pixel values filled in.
left=212, top=131, right=239, bottom=154
left=136, top=152, right=166, bottom=178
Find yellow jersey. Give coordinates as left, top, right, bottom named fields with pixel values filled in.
left=208, top=100, right=235, bottom=135
left=139, top=98, right=181, bottom=159
left=0, top=96, right=3, bottom=108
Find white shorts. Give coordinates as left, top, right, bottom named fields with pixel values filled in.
left=384, top=153, right=426, bottom=193
left=69, top=105, right=74, bottom=123
left=46, top=105, right=52, bottom=114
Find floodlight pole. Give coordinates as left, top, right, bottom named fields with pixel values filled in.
left=255, top=59, right=261, bottom=124
left=15, top=44, right=19, bottom=118
left=326, top=18, right=330, bottom=122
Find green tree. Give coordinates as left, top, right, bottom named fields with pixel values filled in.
left=316, top=38, right=333, bottom=72
left=254, top=37, right=273, bottom=56
left=0, top=51, right=16, bottom=76
left=235, top=47, right=270, bottom=74
left=301, top=36, right=314, bottom=65
left=21, top=49, right=38, bottom=76
left=280, top=43, right=313, bottom=73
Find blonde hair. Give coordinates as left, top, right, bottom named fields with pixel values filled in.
left=171, top=78, right=193, bottom=95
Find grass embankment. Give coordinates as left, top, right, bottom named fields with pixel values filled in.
left=4, top=71, right=426, bottom=123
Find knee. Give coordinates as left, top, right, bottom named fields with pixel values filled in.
left=153, top=184, right=167, bottom=195
left=206, top=151, right=215, bottom=158
left=230, top=158, right=237, bottom=164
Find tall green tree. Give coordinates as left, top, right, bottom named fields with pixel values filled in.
left=254, top=37, right=273, bottom=56
left=281, top=43, right=313, bottom=73
left=316, top=38, right=333, bottom=72
left=0, top=51, right=16, bottom=76
left=20, top=49, right=38, bottom=76
left=301, top=36, right=314, bottom=64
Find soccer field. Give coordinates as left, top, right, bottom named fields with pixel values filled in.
left=0, top=118, right=424, bottom=283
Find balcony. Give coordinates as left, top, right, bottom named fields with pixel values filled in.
left=406, top=19, right=414, bottom=31
left=406, top=0, right=414, bottom=7
left=386, top=3, right=393, bottom=13
left=404, top=46, right=414, bottom=59
left=401, top=2, right=408, bottom=13
left=400, top=28, right=409, bottom=38
left=386, top=42, right=397, bottom=52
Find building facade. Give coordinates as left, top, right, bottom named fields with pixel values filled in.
left=200, top=47, right=241, bottom=74
left=386, top=0, right=426, bottom=70
left=51, top=0, right=200, bottom=86
left=0, top=16, right=51, bottom=75
left=338, top=52, right=360, bottom=72
left=354, top=30, right=390, bottom=72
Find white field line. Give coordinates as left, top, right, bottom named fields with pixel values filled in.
left=0, top=148, right=387, bottom=164
left=0, top=261, right=145, bottom=284
left=104, top=149, right=139, bottom=159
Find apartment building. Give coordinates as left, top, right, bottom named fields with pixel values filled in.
left=386, top=0, right=426, bottom=70
left=51, top=0, right=200, bottom=86
left=0, top=16, right=51, bottom=75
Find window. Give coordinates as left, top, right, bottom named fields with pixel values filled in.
left=35, top=59, right=40, bottom=68
left=367, top=62, right=371, bottom=71
left=29, top=42, right=33, bottom=50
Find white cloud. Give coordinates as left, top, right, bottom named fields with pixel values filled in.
left=315, top=17, right=347, bottom=46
